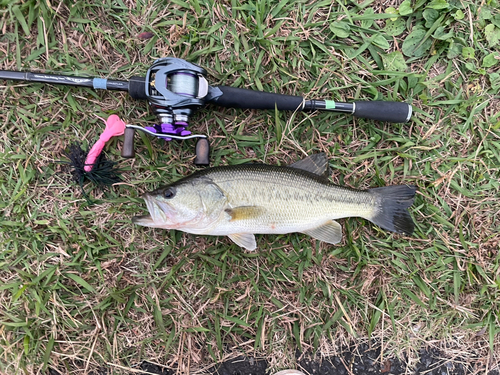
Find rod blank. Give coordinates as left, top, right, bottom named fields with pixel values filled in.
left=0, top=70, right=129, bottom=91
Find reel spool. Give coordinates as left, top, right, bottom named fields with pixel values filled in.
left=121, top=58, right=210, bottom=165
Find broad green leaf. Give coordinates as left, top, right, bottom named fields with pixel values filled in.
left=489, top=73, right=500, bottom=88
left=493, top=15, right=500, bottom=29
left=399, top=0, right=413, bottom=16
left=465, top=62, right=477, bottom=72
left=385, top=7, right=398, bottom=21
left=447, top=41, right=462, bottom=59
left=330, top=21, right=350, bottom=38
left=479, top=8, right=493, bottom=22
left=485, top=24, right=500, bottom=47
left=454, top=9, right=465, bottom=20
left=423, top=9, right=440, bottom=28
left=462, top=47, right=475, bottom=59
left=483, top=52, right=499, bottom=67
left=426, top=0, right=449, bottom=10
left=371, top=34, right=390, bottom=49
left=384, top=19, right=406, bottom=36
left=381, top=51, right=408, bottom=71
left=402, top=28, right=433, bottom=57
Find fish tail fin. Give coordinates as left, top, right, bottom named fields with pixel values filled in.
left=368, top=185, right=417, bottom=235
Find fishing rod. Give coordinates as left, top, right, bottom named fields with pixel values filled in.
left=0, top=57, right=412, bottom=165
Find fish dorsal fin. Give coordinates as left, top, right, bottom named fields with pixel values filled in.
left=228, top=233, right=257, bottom=250
left=225, top=206, right=265, bottom=221
left=302, top=220, right=343, bottom=244
left=289, top=153, right=329, bottom=176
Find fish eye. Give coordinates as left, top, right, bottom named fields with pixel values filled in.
left=164, top=187, right=176, bottom=199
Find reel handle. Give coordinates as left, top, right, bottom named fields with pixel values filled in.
left=121, top=125, right=210, bottom=164
left=194, top=138, right=210, bottom=166
left=121, top=127, right=136, bottom=158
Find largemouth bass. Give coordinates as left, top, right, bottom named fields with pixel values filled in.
left=133, top=154, right=416, bottom=250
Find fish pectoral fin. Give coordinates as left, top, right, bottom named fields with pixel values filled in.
left=289, top=153, right=329, bottom=177
left=302, top=220, right=343, bottom=244
left=228, top=233, right=257, bottom=251
left=225, top=206, right=265, bottom=221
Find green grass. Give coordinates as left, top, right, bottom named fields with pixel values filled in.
left=1, top=0, right=500, bottom=373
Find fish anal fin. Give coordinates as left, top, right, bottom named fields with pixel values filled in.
left=289, top=153, right=329, bottom=176
left=303, top=220, right=343, bottom=244
left=225, top=206, right=265, bottom=221
left=228, top=233, right=257, bottom=250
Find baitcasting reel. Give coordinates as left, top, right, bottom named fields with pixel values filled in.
left=121, top=57, right=212, bottom=165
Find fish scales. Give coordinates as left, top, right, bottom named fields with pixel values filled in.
left=132, top=154, right=417, bottom=250
left=198, top=165, right=378, bottom=234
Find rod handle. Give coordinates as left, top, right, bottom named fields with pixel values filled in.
left=353, top=101, right=412, bottom=123
left=121, top=127, right=135, bottom=158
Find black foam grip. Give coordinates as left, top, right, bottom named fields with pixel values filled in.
left=128, top=76, right=147, bottom=100
left=212, top=86, right=304, bottom=110
left=353, top=101, right=412, bottom=123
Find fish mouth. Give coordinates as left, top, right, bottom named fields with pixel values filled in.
left=132, top=194, right=173, bottom=228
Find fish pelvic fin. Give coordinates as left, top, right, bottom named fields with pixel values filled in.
left=228, top=233, right=257, bottom=251
left=369, top=185, right=417, bottom=235
left=302, top=220, right=343, bottom=244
